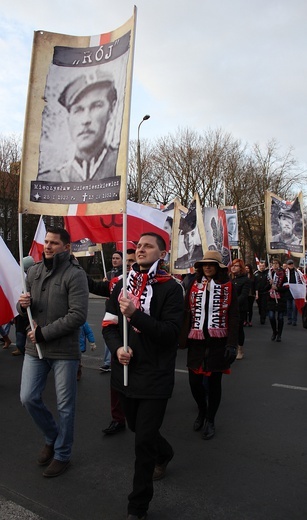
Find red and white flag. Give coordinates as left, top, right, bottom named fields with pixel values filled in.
left=29, top=216, right=46, bottom=262
left=288, top=283, right=306, bottom=314
left=64, top=201, right=170, bottom=250
left=0, top=237, right=23, bottom=325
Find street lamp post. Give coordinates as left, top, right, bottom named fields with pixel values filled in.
left=137, top=114, right=150, bottom=203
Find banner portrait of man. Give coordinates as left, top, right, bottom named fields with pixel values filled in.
left=224, top=206, right=239, bottom=248
left=19, top=11, right=136, bottom=217
left=265, top=191, right=304, bottom=257
left=37, top=67, right=122, bottom=184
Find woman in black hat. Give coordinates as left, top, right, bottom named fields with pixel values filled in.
left=179, top=250, right=239, bottom=439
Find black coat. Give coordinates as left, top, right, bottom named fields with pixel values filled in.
left=179, top=276, right=239, bottom=372
left=231, top=274, right=250, bottom=318
left=103, top=277, right=184, bottom=399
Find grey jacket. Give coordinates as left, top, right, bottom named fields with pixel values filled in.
left=17, top=251, right=89, bottom=359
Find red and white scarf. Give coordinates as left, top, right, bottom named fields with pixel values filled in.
left=103, top=260, right=172, bottom=331
left=123, top=259, right=172, bottom=317
left=188, top=278, right=232, bottom=339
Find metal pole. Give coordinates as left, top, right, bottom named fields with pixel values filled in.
left=137, top=114, right=150, bottom=203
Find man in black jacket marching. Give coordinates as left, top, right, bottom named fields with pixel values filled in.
left=102, top=232, right=184, bottom=520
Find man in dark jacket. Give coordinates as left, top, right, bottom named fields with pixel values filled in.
left=18, top=227, right=88, bottom=478
left=102, top=233, right=184, bottom=520
left=254, top=260, right=269, bottom=324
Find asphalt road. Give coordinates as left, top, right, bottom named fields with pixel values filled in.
left=0, top=297, right=306, bottom=520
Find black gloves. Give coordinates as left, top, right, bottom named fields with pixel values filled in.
left=224, top=346, right=237, bottom=364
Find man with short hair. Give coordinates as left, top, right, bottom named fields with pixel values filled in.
left=103, top=233, right=184, bottom=520
left=254, top=260, right=269, bottom=324
left=18, top=227, right=88, bottom=478
left=37, top=70, right=118, bottom=182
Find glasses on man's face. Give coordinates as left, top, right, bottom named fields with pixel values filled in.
left=202, top=262, right=217, bottom=267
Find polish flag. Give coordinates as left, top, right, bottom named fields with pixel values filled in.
left=288, top=283, right=306, bottom=314
left=0, top=237, right=23, bottom=325
left=64, top=201, right=169, bottom=249
left=29, top=216, right=46, bottom=262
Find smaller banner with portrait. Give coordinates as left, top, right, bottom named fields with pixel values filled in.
left=224, top=206, right=239, bottom=248
left=265, top=191, right=304, bottom=258
left=171, top=194, right=205, bottom=273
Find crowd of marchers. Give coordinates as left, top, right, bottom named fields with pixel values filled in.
left=1, top=228, right=306, bottom=520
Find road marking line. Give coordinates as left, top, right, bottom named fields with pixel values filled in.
left=272, top=383, right=307, bottom=391
left=175, top=368, right=188, bottom=374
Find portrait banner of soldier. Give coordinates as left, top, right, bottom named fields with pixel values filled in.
left=224, top=206, right=239, bottom=248
left=172, top=194, right=205, bottom=273
left=202, top=206, right=231, bottom=266
left=19, top=10, right=136, bottom=217
left=265, top=191, right=304, bottom=257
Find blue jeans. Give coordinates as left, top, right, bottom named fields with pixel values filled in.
left=287, top=299, right=297, bottom=324
left=103, top=345, right=111, bottom=365
left=20, top=354, right=79, bottom=461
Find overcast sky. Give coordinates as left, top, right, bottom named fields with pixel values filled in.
left=1, top=0, right=306, bottom=167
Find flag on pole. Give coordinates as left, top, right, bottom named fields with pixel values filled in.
left=64, top=200, right=170, bottom=249
left=0, top=237, right=23, bottom=325
left=288, top=283, right=306, bottom=314
left=29, top=216, right=46, bottom=262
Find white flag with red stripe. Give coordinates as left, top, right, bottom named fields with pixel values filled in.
left=29, top=216, right=46, bottom=262
left=288, top=283, right=306, bottom=314
left=64, top=201, right=169, bottom=250
left=0, top=237, right=23, bottom=325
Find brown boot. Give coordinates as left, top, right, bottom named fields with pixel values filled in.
left=37, top=444, right=54, bottom=466
left=236, top=346, right=244, bottom=360
left=2, top=335, right=11, bottom=349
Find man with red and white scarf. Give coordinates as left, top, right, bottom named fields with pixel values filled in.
left=102, top=233, right=184, bottom=520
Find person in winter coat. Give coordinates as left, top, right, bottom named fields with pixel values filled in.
left=266, top=258, right=287, bottom=342
left=102, top=233, right=184, bottom=520
left=77, top=321, right=97, bottom=380
left=230, top=258, right=250, bottom=360
left=244, top=264, right=256, bottom=326
left=17, top=227, right=88, bottom=478
left=179, top=250, right=239, bottom=441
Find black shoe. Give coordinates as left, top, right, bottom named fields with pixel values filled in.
left=287, top=321, right=292, bottom=325
left=102, top=421, right=126, bottom=435
left=292, top=323, right=297, bottom=326
left=260, top=320, right=265, bottom=325
left=276, top=335, right=281, bottom=342
left=202, top=420, right=215, bottom=440
left=153, top=449, right=174, bottom=480
left=271, top=332, right=277, bottom=341
left=99, top=364, right=111, bottom=373
left=193, top=412, right=205, bottom=431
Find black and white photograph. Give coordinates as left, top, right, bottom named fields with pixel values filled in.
left=174, top=205, right=203, bottom=269
left=269, top=196, right=303, bottom=254
left=37, top=36, right=130, bottom=184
